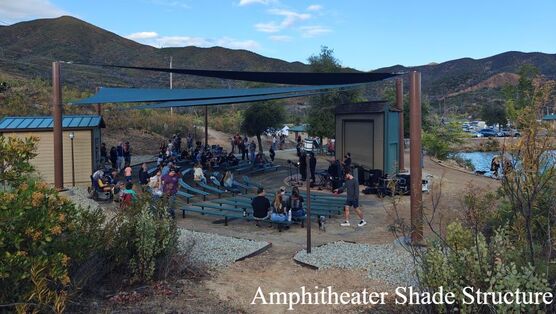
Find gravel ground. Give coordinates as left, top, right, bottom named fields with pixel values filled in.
left=178, top=229, right=269, bottom=269
left=60, top=187, right=117, bottom=221
left=294, top=241, right=417, bottom=287
left=61, top=187, right=101, bottom=211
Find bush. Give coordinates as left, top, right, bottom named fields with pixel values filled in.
left=0, top=180, right=106, bottom=313
left=105, top=195, right=178, bottom=283
left=0, top=135, right=106, bottom=313
left=451, top=155, right=475, bottom=171
left=419, top=222, right=550, bottom=313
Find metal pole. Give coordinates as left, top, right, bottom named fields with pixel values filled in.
left=95, top=87, right=101, bottom=116
left=71, top=137, right=75, bottom=187
left=170, top=56, right=174, bottom=116
left=204, top=105, right=209, bottom=147
left=52, top=61, right=64, bottom=190
left=306, top=154, right=312, bottom=253
left=409, top=71, right=423, bottom=243
left=396, top=78, right=405, bottom=171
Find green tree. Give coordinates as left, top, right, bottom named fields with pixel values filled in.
left=422, top=121, right=465, bottom=159
left=383, top=86, right=433, bottom=137
left=480, top=102, right=507, bottom=129
left=503, top=64, right=540, bottom=124
left=241, top=102, right=286, bottom=153
left=307, top=46, right=362, bottom=140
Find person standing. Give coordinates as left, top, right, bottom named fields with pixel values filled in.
left=269, top=146, right=276, bottom=162
left=162, top=168, right=179, bottom=219
left=272, top=135, right=277, bottom=151
left=100, top=143, right=107, bottom=164
left=249, top=140, right=257, bottom=162
left=309, top=152, right=316, bottom=184
left=123, top=141, right=132, bottom=166
left=343, top=153, right=352, bottom=171
left=138, top=162, right=149, bottom=185
left=109, top=146, right=117, bottom=169
left=116, top=142, right=124, bottom=171
left=299, top=152, right=307, bottom=181
left=335, top=168, right=366, bottom=227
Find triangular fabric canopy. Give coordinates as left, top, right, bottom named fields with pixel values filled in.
left=70, top=84, right=361, bottom=105
left=120, top=90, right=333, bottom=110
left=81, top=63, right=398, bottom=85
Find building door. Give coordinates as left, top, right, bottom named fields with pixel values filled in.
left=343, top=120, right=374, bottom=169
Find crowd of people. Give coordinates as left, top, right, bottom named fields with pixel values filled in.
left=92, top=131, right=360, bottom=227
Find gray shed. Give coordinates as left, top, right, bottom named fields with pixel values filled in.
left=335, top=101, right=401, bottom=175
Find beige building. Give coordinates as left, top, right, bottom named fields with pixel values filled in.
left=0, top=115, right=105, bottom=186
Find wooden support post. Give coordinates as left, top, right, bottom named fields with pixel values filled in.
left=205, top=105, right=209, bottom=147
left=306, top=154, right=312, bottom=253
left=396, top=78, right=405, bottom=171
left=409, top=71, right=423, bottom=243
left=52, top=61, right=64, bottom=190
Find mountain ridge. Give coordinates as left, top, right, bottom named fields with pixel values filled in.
left=1, top=16, right=555, bottom=102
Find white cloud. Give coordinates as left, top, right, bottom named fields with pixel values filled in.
left=299, top=25, right=331, bottom=37
left=268, top=8, right=311, bottom=27
left=126, top=32, right=261, bottom=51
left=126, top=31, right=159, bottom=40
left=254, top=21, right=281, bottom=33
left=307, top=4, right=322, bottom=11
left=148, top=0, right=190, bottom=9
left=254, top=8, right=311, bottom=33
left=238, top=0, right=274, bottom=6
left=0, top=0, right=67, bottom=23
left=269, top=35, right=292, bottom=42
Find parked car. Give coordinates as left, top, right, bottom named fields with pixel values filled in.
left=478, top=128, right=498, bottom=138
left=497, top=129, right=521, bottom=137
left=471, top=132, right=483, bottom=138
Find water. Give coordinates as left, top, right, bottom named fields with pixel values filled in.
left=455, top=151, right=556, bottom=177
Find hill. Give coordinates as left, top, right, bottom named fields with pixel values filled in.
left=375, top=51, right=556, bottom=99
left=0, top=16, right=309, bottom=89
left=0, top=15, right=555, bottom=114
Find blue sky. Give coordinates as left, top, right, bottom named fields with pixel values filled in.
left=1, top=0, right=555, bottom=71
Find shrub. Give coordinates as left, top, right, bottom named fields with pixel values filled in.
left=419, top=222, right=550, bottom=313
left=0, top=180, right=106, bottom=313
left=105, top=195, right=178, bottom=283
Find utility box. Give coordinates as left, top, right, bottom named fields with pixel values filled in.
left=335, top=101, right=400, bottom=176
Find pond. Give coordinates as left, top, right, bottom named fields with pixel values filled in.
left=454, top=151, right=556, bottom=177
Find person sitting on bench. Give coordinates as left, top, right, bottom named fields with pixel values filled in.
left=285, top=186, right=305, bottom=219
left=251, top=187, right=271, bottom=226
left=223, top=171, right=235, bottom=190
left=193, top=163, right=207, bottom=184
left=227, top=152, right=239, bottom=166
left=271, top=190, right=288, bottom=223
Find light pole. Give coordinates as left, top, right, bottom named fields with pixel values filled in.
left=69, top=132, right=75, bottom=187
left=193, top=125, right=197, bottom=144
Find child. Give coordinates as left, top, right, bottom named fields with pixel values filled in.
left=124, top=164, right=133, bottom=182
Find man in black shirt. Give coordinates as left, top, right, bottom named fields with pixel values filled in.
left=334, top=168, right=366, bottom=227
left=251, top=187, right=270, bottom=226
left=328, top=157, right=343, bottom=190
left=343, top=153, right=352, bottom=170
left=309, top=152, right=317, bottom=184
left=299, top=152, right=307, bottom=181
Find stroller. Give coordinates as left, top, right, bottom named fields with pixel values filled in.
left=88, top=175, right=113, bottom=202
